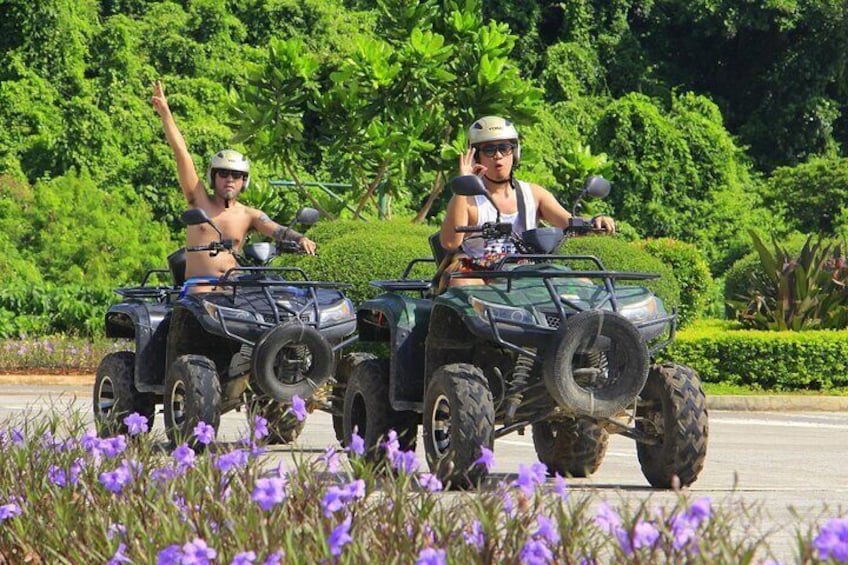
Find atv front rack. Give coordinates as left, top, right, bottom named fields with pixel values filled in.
left=183, top=266, right=356, bottom=349
left=450, top=254, right=677, bottom=357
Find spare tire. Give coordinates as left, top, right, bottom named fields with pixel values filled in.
left=252, top=322, right=334, bottom=402
left=543, top=310, right=648, bottom=417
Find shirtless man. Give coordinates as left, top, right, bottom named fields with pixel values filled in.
left=151, top=80, right=316, bottom=283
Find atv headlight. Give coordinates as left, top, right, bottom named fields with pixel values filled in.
left=470, top=296, right=538, bottom=325
left=320, top=299, right=354, bottom=324
left=202, top=300, right=260, bottom=322
left=618, top=295, right=662, bottom=322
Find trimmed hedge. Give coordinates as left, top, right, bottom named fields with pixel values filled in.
left=661, top=320, right=848, bottom=391
left=277, top=218, right=437, bottom=305
left=634, top=237, right=714, bottom=327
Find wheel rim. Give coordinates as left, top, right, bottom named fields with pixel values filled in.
left=430, top=393, right=452, bottom=457
left=273, top=345, right=313, bottom=385
left=169, top=379, right=187, bottom=429
left=96, top=375, right=116, bottom=420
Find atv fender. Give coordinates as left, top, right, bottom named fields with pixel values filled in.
left=105, top=302, right=171, bottom=394
left=356, top=294, right=432, bottom=411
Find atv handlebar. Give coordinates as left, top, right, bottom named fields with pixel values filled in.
left=186, top=239, right=235, bottom=255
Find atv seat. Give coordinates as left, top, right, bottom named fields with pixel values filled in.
left=168, top=247, right=187, bottom=287
left=428, top=232, right=453, bottom=296
left=429, top=232, right=447, bottom=266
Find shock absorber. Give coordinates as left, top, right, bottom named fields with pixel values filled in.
left=505, top=351, right=535, bottom=422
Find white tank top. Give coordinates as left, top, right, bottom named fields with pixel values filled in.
left=461, top=180, right=538, bottom=258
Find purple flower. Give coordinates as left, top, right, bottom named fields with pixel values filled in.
left=231, top=551, right=257, bottom=565
left=553, top=474, right=568, bottom=502
left=418, top=473, right=443, bottom=492
left=534, top=515, right=560, bottom=545
left=48, top=459, right=83, bottom=488
left=382, top=430, right=400, bottom=462
left=182, top=538, right=217, bottom=565
left=193, top=422, right=216, bottom=445
left=512, top=463, right=547, bottom=497
left=416, top=547, right=446, bottom=565
left=616, top=520, right=660, bottom=556
left=392, top=449, right=419, bottom=474
left=288, top=396, right=307, bottom=422
left=463, top=521, right=485, bottom=550
left=173, top=443, right=196, bottom=469
left=252, top=477, right=288, bottom=511
left=684, top=497, right=712, bottom=527
left=107, top=523, right=127, bottom=540
left=152, top=466, right=178, bottom=484
left=262, top=550, right=284, bottom=565
left=9, top=428, right=26, bottom=447
left=347, top=428, right=365, bottom=457
left=0, top=501, right=22, bottom=522
left=594, top=502, right=621, bottom=534
left=156, top=544, right=182, bottom=565
left=473, top=446, right=495, bottom=472
left=123, top=412, right=149, bottom=436
left=520, top=539, right=553, bottom=564
left=99, top=464, right=133, bottom=494
left=107, top=542, right=132, bottom=565
left=99, top=435, right=128, bottom=458
left=215, top=449, right=250, bottom=472
left=327, top=516, right=352, bottom=556
left=321, top=479, right=365, bottom=517
left=320, top=447, right=341, bottom=473
left=253, top=415, right=269, bottom=441
left=813, top=516, right=848, bottom=562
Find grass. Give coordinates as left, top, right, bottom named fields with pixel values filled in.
left=0, top=404, right=845, bottom=563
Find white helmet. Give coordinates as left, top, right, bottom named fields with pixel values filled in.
left=206, top=149, right=251, bottom=189
left=467, top=115, right=521, bottom=164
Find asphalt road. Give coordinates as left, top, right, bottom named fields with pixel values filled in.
left=2, top=383, right=846, bottom=562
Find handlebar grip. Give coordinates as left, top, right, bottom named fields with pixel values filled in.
left=186, top=245, right=207, bottom=252
left=455, top=226, right=481, bottom=233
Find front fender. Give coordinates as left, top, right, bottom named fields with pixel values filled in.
left=105, top=302, right=171, bottom=393
left=357, top=294, right=431, bottom=411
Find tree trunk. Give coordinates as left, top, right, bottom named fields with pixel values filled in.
left=413, top=170, right=444, bottom=224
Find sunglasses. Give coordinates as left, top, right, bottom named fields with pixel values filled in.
left=216, top=170, right=247, bottom=180
left=478, top=143, right=515, bottom=157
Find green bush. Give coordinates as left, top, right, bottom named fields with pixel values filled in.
left=559, top=235, right=681, bottom=316
left=0, top=282, right=114, bottom=338
left=277, top=218, right=437, bottom=305
left=663, top=320, right=848, bottom=391
left=635, top=238, right=714, bottom=327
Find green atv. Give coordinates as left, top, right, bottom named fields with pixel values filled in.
left=335, top=175, right=708, bottom=489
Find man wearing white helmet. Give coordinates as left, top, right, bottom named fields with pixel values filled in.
left=151, top=80, right=316, bottom=282
left=439, top=115, right=615, bottom=288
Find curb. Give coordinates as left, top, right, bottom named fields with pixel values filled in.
left=1, top=374, right=846, bottom=411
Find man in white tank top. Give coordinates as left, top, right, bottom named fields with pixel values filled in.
left=439, top=116, right=615, bottom=288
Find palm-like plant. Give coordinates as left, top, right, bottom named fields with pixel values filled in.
left=729, top=231, right=848, bottom=330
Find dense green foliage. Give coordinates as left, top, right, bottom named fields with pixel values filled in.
left=2, top=0, right=847, bottom=336
left=664, top=320, right=848, bottom=391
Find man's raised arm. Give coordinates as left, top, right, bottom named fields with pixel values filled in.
left=151, top=80, right=205, bottom=205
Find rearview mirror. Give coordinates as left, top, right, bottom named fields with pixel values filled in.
left=295, top=207, right=320, bottom=226
left=180, top=208, right=211, bottom=226
left=584, top=176, right=611, bottom=199
left=449, top=175, right=488, bottom=197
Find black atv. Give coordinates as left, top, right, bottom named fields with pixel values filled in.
left=93, top=207, right=357, bottom=446
left=337, top=175, right=708, bottom=489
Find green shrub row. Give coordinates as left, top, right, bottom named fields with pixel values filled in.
left=661, top=320, right=848, bottom=391
left=0, top=283, right=114, bottom=338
